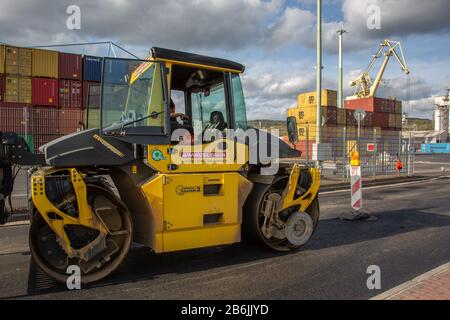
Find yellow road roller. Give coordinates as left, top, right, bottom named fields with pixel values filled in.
left=1, top=48, right=320, bottom=284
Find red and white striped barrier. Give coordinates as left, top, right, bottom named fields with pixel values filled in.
left=351, top=166, right=362, bottom=211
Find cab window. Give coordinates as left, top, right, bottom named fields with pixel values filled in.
left=191, top=79, right=228, bottom=131
left=169, top=65, right=229, bottom=140
left=101, top=58, right=167, bottom=136
left=231, top=74, right=248, bottom=130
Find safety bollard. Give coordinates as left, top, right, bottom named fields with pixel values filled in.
left=340, top=150, right=377, bottom=221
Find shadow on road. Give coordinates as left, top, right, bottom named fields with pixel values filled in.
left=22, top=207, right=450, bottom=298
left=309, top=207, right=450, bottom=250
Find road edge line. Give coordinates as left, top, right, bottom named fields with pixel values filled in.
left=370, top=262, right=450, bottom=300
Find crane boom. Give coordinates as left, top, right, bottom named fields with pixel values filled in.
left=348, top=40, right=410, bottom=99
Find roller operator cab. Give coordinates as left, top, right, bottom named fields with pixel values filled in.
left=25, top=48, right=321, bottom=283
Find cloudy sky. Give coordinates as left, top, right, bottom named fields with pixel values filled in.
left=1, top=0, right=449, bottom=120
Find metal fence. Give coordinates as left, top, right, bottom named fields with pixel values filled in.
left=294, top=124, right=414, bottom=180
left=5, top=124, right=415, bottom=216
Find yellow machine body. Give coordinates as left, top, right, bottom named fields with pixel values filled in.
left=26, top=47, right=322, bottom=283
left=31, top=169, right=109, bottom=258
left=140, top=172, right=253, bottom=253
left=31, top=165, right=320, bottom=254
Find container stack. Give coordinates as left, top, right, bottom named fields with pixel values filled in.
left=0, top=45, right=33, bottom=149
left=287, top=90, right=338, bottom=158
left=58, top=52, right=84, bottom=138
left=82, top=56, right=103, bottom=128
left=30, top=48, right=60, bottom=152
left=287, top=90, right=403, bottom=159
left=1, top=44, right=104, bottom=153
left=344, top=97, right=402, bottom=136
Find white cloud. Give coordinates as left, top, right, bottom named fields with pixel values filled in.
left=0, top=0, right=447, bottom=121
left=0, top=0, right=283, bottom=51
left=264, top=7, right=315, bottom=47
left=407, top=97, right=435, bottom=118
left=328, top=0, right=450, bottom=53
left=264, top=0, right=450, bottom=53
left=242, top=61, right=338, bottom=120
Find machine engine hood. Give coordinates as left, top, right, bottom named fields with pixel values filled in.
left=42, top=129, right=134, bottom=167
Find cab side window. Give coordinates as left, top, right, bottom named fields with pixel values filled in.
left=191, top=77, right=228, bottom=132
left=231, top=74, right=248, bottom=130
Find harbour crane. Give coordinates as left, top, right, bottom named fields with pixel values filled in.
left=348, top=39, right=410, bottom=100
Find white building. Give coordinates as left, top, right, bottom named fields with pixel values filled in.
left=433, top=93, right=450, bottom=141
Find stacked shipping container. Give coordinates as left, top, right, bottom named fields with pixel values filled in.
left=59, top=80, right=82, bottom=108
left=0, top=44, right=105, bottom=153
left=288, top=90, right=337, bottom=158
left=82, top=55, right=103, bottom=131
left=287, top=89, right=403, bottom=159
left=0, top=74, right=4, bottom=103
left=59, top=52, right=83, bottom=111
left=58, top=52, right=84, bottom=138
left=32, top=78, right=58, bottom=106
left=344, top=96, right=403, bottom=133
left=3, top=46, right=32, bottom=104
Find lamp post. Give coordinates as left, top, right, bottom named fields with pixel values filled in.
left=337, top=29, right=347, bottom=110
left=316, top=0, right=322, bottom=145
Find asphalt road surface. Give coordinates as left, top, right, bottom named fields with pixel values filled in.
left=414, top=153, right=450, bottom=175
left=1, top=176, right=450, bottom=300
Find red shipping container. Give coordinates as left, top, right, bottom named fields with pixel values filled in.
left=325, top=106, right=337, bottom=125
left=363, top=111, right=374, bottom=127
left=59, top=108, right=85, bottom=134
left=32, top=78, right=58, bottom=107
left=373, top=113, right=389, bottom=128
left=345, top=97, right=396, bottom=113
left=346, top=109, right=357, bottom=126
left=292, top=141, right=313, bottom=160
left=30, top=106, right=60, bottom=134
left=0, top=74, right=4, bottom=103
left=0, top=103, right=31, bottom=133
left=82, top=81, right=101, bottom=109
left=59, top=53, right=82, bottom=80
left=59, top=80, right=82, bottom=108
left=326, top=124, right=337, bottom=141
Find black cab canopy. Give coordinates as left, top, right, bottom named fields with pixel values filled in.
left=150, top=47, right=245, bottom=73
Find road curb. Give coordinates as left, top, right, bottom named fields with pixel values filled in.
left=0, top=220, right=30, bottom=228
left=370, top=262, right=450, bottom=300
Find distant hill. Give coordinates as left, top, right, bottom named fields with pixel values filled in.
left=248, top=120, right=287, bottom=136
left=404, top=118, right=434, bottom=131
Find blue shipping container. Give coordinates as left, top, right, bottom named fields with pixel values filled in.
left=103, top=59, right=131, bottom=85
left=420, top=143, right=450, bottom=154
left=83, top=55, right=103, bottom=82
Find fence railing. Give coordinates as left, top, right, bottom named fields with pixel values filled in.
left=291, top=124, right=414, bottom=180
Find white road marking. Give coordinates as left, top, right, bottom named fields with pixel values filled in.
left=415, top=161, right=450, bottom=165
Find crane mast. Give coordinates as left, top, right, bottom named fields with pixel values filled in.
left=348, top=40, right=410, bottom=100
